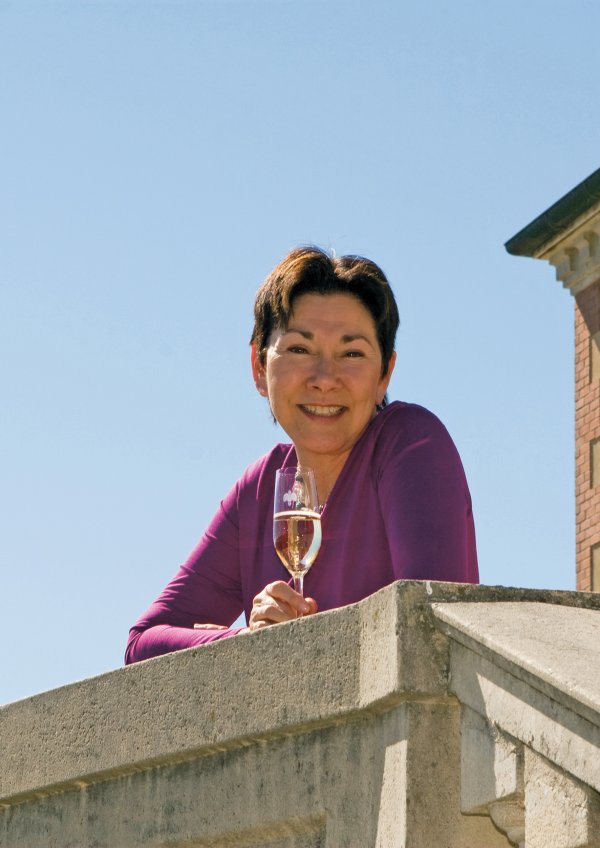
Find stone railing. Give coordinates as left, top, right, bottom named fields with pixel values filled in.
left=2, top=581, right=599, bottom=847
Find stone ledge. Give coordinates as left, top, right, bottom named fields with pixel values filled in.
left=451, top=642, right=600, bottom=795
left=3, top=581, right=600, bottom=806
left=432, top=603, right=600, bottom=794
left=431, top=601, right=600, bottom=722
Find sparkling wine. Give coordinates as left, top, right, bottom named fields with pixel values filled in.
left=273, top=510, right=322, bottom=577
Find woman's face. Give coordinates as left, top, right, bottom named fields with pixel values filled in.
left=251, top=293, right=395, bottom=468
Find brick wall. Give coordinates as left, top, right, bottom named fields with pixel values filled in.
left=574, top=280, right=600, bottom=591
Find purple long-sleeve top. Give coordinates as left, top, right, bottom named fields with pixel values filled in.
left=125, top=401, right=478, bottom=664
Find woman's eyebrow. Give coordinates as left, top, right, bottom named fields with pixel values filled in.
left=341, top=333, right=375, bottom=347
left=284, top=327, right=313, bottom=338
left=283, top=328, right=375, bottom=347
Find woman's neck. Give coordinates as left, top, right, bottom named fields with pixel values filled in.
left=294, top=450, right=349, bottom=508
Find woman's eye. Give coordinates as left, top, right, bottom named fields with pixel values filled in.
left=344, top=350, right=365, bottom=358
left=288, top=346, right=309, bottom=354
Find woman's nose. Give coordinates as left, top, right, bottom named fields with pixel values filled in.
left=308, top=356, right=339, bottom=389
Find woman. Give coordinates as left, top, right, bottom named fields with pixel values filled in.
left=125, top=247, right=477, bottom=663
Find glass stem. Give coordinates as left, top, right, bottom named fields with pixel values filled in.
left=293, top=574, right=304, bottom=616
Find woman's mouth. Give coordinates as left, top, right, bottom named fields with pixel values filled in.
left=299, top=404, right=345, bottom=418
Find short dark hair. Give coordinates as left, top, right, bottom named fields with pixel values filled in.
left=251, top=246, right=399, bottom=378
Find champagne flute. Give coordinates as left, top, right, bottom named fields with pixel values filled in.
left=273, top=467, right=322, bottom=610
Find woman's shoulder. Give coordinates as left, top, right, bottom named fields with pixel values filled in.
left=237, top=442, right=294, bottom=490
left=218, top=443, right=293, bottom=516
left=361, top=400, right=468, bottom=490
left=370, top=400, right=452, bottom=443
left=362, top=400, right=463, bottom=470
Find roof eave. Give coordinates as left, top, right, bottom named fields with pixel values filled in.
left=505, top=168, right=600, bottom=258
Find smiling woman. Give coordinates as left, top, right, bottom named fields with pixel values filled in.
left=125, top=247, right=478, bottom=662
left=251, top=292, right=394, bottom=506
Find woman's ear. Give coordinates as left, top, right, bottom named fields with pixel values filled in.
left=250, top=343, right=268, bottom=397
left=377, top=351, right=397, bottom=405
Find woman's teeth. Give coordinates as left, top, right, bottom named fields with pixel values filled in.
left=302, top=405, right=343, bottom=417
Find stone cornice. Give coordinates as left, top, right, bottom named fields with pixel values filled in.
left=538, top=207, right=600, bottom=296
left=505, top=168, right=600, bottom=296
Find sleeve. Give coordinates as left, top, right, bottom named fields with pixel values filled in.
left=376, top=411, right=479, bottom=584
left=124, top=484, right=245, bottom=664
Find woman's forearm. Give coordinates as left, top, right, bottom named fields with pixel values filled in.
left=124, top=623, right=243, bottom=664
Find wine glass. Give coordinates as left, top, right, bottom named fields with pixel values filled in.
left=273, top=467, right=322, bottom=610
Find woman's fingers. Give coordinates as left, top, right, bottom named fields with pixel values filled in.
left=304, top=596, right=318, bottom=615
left=268, top=580, right=311, bottom=613
left=192, top=585, right=320, bottom=634
left=248, top=580, right=317, bottom=630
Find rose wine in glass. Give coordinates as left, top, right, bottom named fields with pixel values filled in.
left=273, top=467, right=322, bottom=609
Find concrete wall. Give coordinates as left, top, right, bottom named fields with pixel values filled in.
left=2, top=581, right=600, bottom=847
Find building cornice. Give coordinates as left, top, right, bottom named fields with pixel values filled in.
left=505, top=168, right=600, bottom=295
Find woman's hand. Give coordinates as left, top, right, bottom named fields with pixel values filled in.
left=248, top=580, right=318, bottom=630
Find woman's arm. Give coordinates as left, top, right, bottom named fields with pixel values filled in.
left=376, top=409, right=479, bottom=584
left=125, top=494, right=245, bottom=664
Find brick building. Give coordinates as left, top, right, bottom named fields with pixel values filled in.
left=506, top=169, right=600, bottom=591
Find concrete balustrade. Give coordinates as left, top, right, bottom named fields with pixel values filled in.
left=2, top=581, right=600, bottom=847
left=432, top=598, right=600, bottom=847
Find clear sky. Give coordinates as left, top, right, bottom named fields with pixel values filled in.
left=2, top=0, right=599, bottom=706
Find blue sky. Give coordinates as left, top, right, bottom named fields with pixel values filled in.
left=2, top=0, right=599, bottom=705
